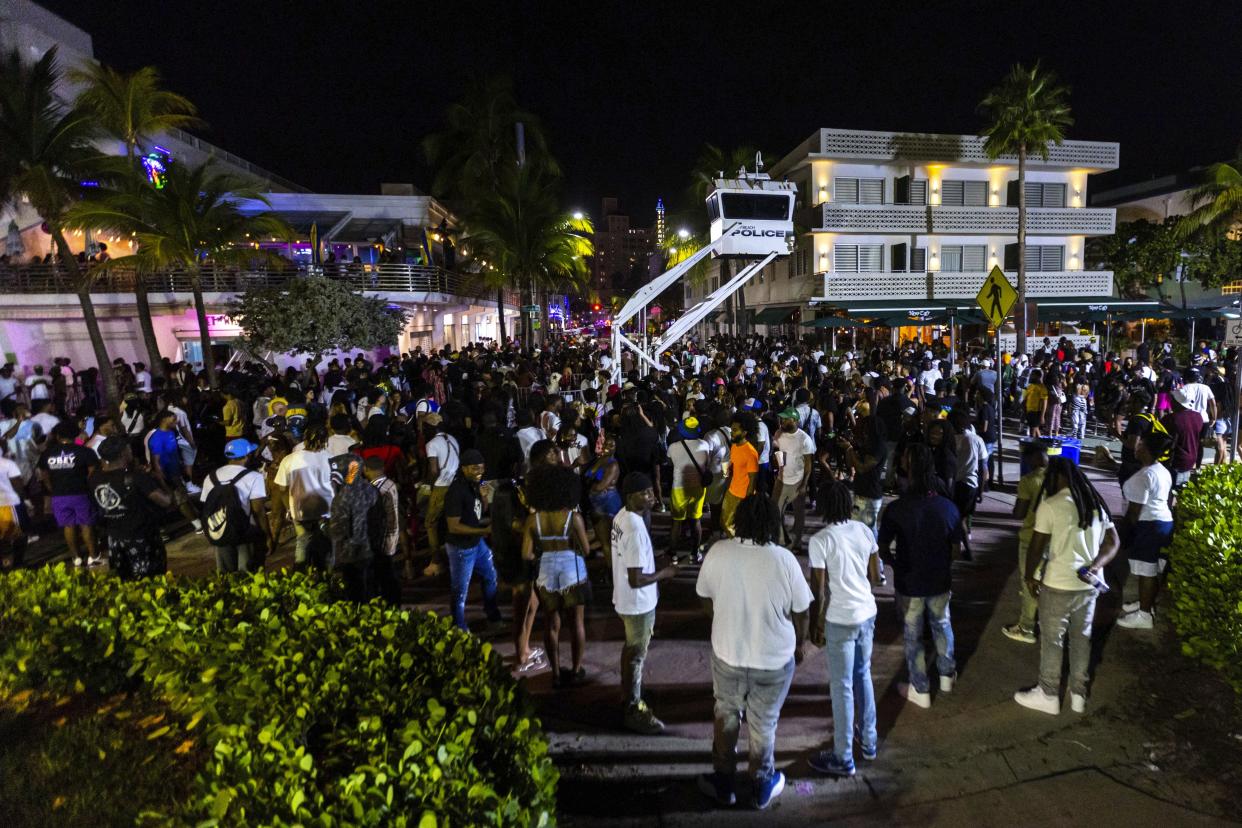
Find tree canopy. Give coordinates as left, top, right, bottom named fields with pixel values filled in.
left=229, top=276, right=408, bottom=358
left=1089, top=217, right=1242, bottom=298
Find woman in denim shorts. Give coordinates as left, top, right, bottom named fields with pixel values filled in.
left=522, top=464, right=592, bottom=687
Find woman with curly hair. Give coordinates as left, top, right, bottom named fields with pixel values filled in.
left=522, top=463, right=592, bottom=686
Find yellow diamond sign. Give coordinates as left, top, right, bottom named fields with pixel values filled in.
left=977, top=265, right=1017, bottom=328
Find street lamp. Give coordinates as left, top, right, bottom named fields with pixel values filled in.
left=677, top=228, right=690, bottom=240
left=572, top=211, right=584, bottom=221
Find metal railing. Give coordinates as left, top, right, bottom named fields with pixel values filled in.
left=0, top=262, right=520, bottom=305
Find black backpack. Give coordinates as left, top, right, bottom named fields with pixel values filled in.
left=202, top=468, right=254, bottom=547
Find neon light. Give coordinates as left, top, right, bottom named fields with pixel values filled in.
left=142, top=152, right=169, bottom=189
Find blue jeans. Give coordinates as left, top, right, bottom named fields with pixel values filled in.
left=898, top=592, right=955, bottom=693
left=826, top=615, right=878, bottom=761
left=447, top=538, right=501, bottom=631
left=710, top=654, right=795, bottom=783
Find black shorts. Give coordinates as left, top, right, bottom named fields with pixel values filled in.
left=1025, top=411, right=1042, bottom=427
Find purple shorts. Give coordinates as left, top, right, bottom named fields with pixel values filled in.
left=52, top=494, right=96, bottom=528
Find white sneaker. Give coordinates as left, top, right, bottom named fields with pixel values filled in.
left=1070, top=693, right=1087, bottom=713
left=1014, top=686, right=1061, bottom=715
left=191, top=518, right=203, bottom=533
left=1122, top=600, right=1140, bottom=613
left=940, top=673, right=956, bottom=693
left=900, top=683, right=931, bottom=709
left=86, top=556, right=105, bottom=567
left=1116, top=609, right=1153, bottom=629
left=71, top=556, right=84, bottom=567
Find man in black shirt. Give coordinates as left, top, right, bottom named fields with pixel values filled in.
left=91, top=436, right=172, bottom=580
left=475, top=411, right=522, bottom=487
left=444, top=449, right=502, bottom=632
left=38, top=421, right=100, bottom=567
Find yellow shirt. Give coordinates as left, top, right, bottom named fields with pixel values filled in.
left=1023, top=384, right=1048, bottom=414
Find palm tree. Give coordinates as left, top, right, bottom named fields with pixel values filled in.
left=980, top=61, right=1073, bottom=356
left=462, top=161, right=592, bottom=347
left=687, top=144, right=768, bottom=335
left=66, top=161, right=290, bottom=388
left=1180, top=152, right=1242, bottom=237
left=71, top=62, right=202, bottom=380
left=424, top=76, right=559, bottom=343
left=0, top=47, right=120, bottom=406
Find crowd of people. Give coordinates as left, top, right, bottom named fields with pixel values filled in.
left=0, top=328, right=1236, bottom=810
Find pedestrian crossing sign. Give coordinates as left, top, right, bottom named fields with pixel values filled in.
left=977, top=265, right=1017, bottom=328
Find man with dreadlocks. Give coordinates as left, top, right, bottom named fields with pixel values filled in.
left=807, top=480, right=880, bottom=778
left=695, top=494, right=812, bottom=810
left=1015, top=457, right=1120, bottom=715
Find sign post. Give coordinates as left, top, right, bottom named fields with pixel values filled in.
left=1226, top=318, right=1242, bottom=463
left=977, top=266, right=1018, bottom=485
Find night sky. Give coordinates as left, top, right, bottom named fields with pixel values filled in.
left=40, top=0, right=1242, bottom=226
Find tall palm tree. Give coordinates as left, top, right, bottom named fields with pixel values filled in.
left=462, top=162, right=592, bottom=347
left=66, top=161, right=290, bottom=388
left=980, top=61, right=1073, bottom=356
left=687, top=144, right=768, bottom=335
left=0, top=47, right=120, bottom=406
left=424, top=76, right=558, bottom=343
left=71, top=62, right=202, bottom=379
left=1179, top=152, right=1242, bottom=237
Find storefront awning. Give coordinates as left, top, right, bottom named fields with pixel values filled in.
left=752, top=306, right=798, bottom=325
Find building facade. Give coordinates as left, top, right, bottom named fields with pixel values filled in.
left=0, top=0, right=513, bottom=372
left=591, top=198, right=656, bottom=298
left=687, top=127, right=1124, bottom=339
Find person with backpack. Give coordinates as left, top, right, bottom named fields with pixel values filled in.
left=201, top=438, right=272, bottom=574
left=90, top=437, right=173, bottom=580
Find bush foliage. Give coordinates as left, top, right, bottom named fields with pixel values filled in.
left=1168, top=464, right=1242, bottom=696
left=0, top=568, right=556, bottom=826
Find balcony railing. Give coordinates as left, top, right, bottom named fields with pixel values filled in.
left=816, top=203, right=1116, bottom=235
left=818, top=270, right=1115, bottom=302
left=816, top=128, right=1120, bottom=170
left=0, top=263, right=520, bottom=305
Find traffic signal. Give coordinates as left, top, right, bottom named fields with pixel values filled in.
left=593, top=303, right=601, bottom=312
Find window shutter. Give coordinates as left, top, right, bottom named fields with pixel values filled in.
left=1024, top=182, right=1043, bottom=206
left=1006, top=180, right=1020, bottom=206
left=911, top=248, right=927, bottom=271
left=891, top=242, right=908, bottom=272
left=963, top=245, right=987, bottom=271
left=893, top=175, right=910, bottom=204
left=834, top=178, right=859, bottom=204
left=1042, top=245, right=1064, bottom=270
left=941, top=180, right=964, bottom=206
left=963, top=181, right=988, bottom=206
left=1023, top=245, right=1041, bottom=271
left=940, top=245, right=963, bottom=272
left=1004, top=243, right=1019, bottom=270
left=910, top=179, right=928, bottom=205
left=834, top=245, right=859, bottom=272
left=859, top=179, right=884, bottom=204
left=1042, top=183, right=1066, bottom=207
left=859, top=245, right=883, bottom=271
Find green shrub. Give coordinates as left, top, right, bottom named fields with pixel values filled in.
left=0, top=568, right=557, bottom=826
left=1168, top=464, right=1242, bottom=696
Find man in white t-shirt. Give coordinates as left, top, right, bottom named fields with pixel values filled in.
left=1116, top=432, right=1175, bottom=630
left=611, top=472, right=678, bottom=735
left=917, top=358, right=942, bottom=400
left=25, top=365, right=51, bottom=401
left=695, top=495, right=812, bottom=810
left=0, top=447, right=28, bottom=570
left=1178, top=367, right=1217, bottom=425
left=1015, top=459, right=1119, bottom=716
left=0, top=366, right=19, bottom=404
left=773, top=408, right=815, bottom=551
left=202, top=439, right=272, bottom=574
left=514, top=411, right=544, bottom=469
left=422, top=415, right=459, bottom=575
left=807, top=481, right=880, bottom=777
left=272, top=425, right=335, bottom=569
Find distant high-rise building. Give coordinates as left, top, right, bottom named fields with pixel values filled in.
left=591, top=197, right=656, bottom=297
left=655, top=197, right=666, bottom=247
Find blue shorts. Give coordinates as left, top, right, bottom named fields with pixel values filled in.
left=1127, top=519, right=1173, bottom=577
left=589, top=489, right=622, bottom=518
left=538, top=550, right=588, bottom=593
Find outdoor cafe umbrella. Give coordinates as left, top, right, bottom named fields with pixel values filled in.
left=1157, top=306, right=1239, bottom=349
left=804, top=315, right=871, bottom=351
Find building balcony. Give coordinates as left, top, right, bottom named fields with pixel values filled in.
left=814, top=203, right=1116, bottom=236
left=814, top=128, right=1120, bottom=171
left=0, top=262, right=518, bottom=302
left=817, top=270, right=1115, bottom=302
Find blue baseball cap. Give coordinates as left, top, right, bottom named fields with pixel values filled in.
left=224, top=438, right=259, bottom=459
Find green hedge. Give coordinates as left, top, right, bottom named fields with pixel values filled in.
left=1168, top=464, right=1242, bottom=696
left=0, top=568, right=557, bottom=826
